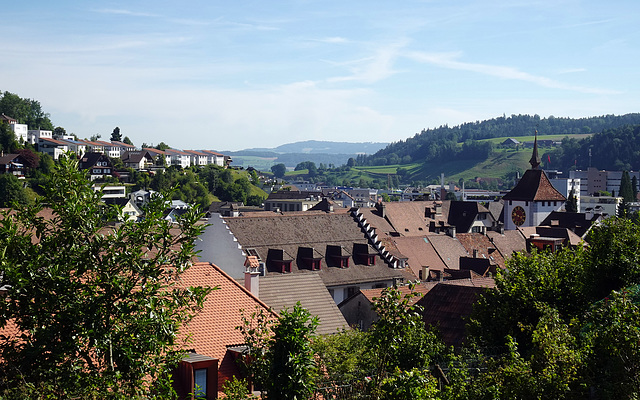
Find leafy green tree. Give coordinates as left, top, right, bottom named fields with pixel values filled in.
left=0, top=154, right=211, bottom=398
left=53, top=126, right=66, bottom=138
left=238, top=303, right=317, bottom=400
left=312, top=329, right=373, bottom=383
left=266, top=304, right=318, bottom=400
left=619, top=171, right=634, bottom=202
left=0, top=122, right=19, bottom=154
left=585, top=217, right=640, bottom=300
left=582, top=286, right=640, bottom=398
left=110, top=126, right=122, bottom=142
left=271, top=163, right=287, bottom=179
left=155, top=142, right=170, bottom=151
left=0, top=174, right=29, bottom=207
left=369, top=285, right=444, bottom=385
left=469, top=248, right=589, bottom=353
left=122, top=136, right=133, bottom=146
left=0, top=91, right=54, bottom=131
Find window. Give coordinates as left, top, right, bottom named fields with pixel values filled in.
left=194, top=368, right=207, bottom=398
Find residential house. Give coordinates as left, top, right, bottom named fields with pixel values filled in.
left=183, top=150, right=209, bottom=167
left=200, top=150, right=226, bottom=167
left=27, top=129, right=52, bottom=145
left=0, top=154, right=25, bottom=178
left=59, top=139, right=88, bottom=158
left=102, top=197, right=143, bottom=221
left=111, top=140, right=137, bottom=155
left=1, top=114, right=28, bottom=142
left=79, top=139, right=105, bottom=154
left=130, top=189, right=157, bottom=208
left=121, top=150, right=155, bottom=170
left=79, top=152, right=114, bottom=180
left=165, top=149, right=192, bottom=169
left=37, top=137, right=69, bottom=160
left=539, top=211, right=603, bottom=239
left=173, top=261, right=275, bottom=397
left=196, top=211, right=413, bottom=305
left=339, top=284, right=435, bottom=331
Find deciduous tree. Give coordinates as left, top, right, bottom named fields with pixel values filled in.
left=0, top=154, right=211, bottom=398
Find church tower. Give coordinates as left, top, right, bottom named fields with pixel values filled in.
left=502, top=131, right=566, bottom=230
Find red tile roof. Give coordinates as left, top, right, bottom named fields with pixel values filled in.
left=502, top=169, right=566, bottom=202
left=177, top=262, right=275, bottom=391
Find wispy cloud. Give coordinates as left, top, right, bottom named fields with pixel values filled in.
left=316, top=37, right=349, bottom=44
left=94, top=8, right=160, bottom=18
left=406, top=51, right=619, bottom=95
left=327, top=41, right=406, bottom=84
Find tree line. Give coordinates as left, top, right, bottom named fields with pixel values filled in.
left=360, top=113, right=640, bottom=167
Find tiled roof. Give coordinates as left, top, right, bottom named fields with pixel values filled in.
left=486, top=230, right=527, bottom=258
left=380, top=201, right=434, bottom=236
left=142, top=147, right=168, bottom=156
left=416, top=279, right=495, bottom=346
left=447, top=202, right=492, bottom=233
left=358, top=283, right=437, bottom=306
left=258, top=272, right=349, bottom=335
left=540, top=211, right=602, bottom=238
left=519, top=226, right=585, bottom=247
left=223, top=213, right=411, bottom=287
left=177, top=262, right=275, bottom=391
left=388, top=236, right=447, bottom=277
left=0, top=154, right=21, bottom=164
left=426, top=234, right=468, bottom=270
left=502, top=169, right=566, bottom=201
left=455, top=233, right=506, bottom=269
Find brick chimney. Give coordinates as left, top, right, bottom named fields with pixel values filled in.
left=244, top=256, right=261, bottom=297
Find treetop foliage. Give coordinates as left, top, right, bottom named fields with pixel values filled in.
left=0, top=154, right=212, bottom=398
left=0, top=91, right=54, bottom=131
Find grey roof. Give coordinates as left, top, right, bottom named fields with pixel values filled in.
left=258, top=272, right=349, bottom=335
left=223, top=213, right=410, bottom=287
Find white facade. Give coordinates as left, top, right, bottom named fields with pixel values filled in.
left=28, top=129, right=52, bottom=145
left=569, top=168, right=640, bottom=197
left=580, top=196, right=621, bottom=217
left=503, top=199, right=564, bottom=231
left=10, top=123, right=28, bottom=142
left=550, top=178, right=581, bottom=212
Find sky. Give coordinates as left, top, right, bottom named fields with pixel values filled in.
left=2, top=1, right=639, bottom=151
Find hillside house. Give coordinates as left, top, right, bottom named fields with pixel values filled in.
left=79, top=152, right=114, bottom=180
left=0, top=154, right=25, bottom=178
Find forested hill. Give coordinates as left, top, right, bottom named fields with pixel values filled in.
left=548, top=124, right=640, bottom=172
left=359, top=113, right=640, bottom=166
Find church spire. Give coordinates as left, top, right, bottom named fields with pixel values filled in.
left=529, top=129, right=541, bottom=170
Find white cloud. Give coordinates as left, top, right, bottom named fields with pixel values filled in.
left=406, top=51, right=620, bottom=95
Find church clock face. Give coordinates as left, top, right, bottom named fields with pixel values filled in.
left=511, top=206, right=526, bottom=226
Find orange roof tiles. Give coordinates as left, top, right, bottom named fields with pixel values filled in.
left=176, top=262, right=275, bottom=391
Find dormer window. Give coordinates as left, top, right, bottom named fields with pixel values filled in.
left=267, top=248, right=293, bottom=273
left=353, top=243, right=376, bottom=266
left=326, top=245, right=350, bottom=268
left=297, top=247, right=322, bottom=271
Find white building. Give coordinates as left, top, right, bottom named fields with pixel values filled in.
left=502, top=135, right=566, bottom=230
left=28, top=129, right=52, bottom=145
left=550, top=177, right=581, bottom=212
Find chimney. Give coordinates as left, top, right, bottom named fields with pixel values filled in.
left=244, top=256, right=261, bottom=297
left=421, top=266, right=428, bottom=281
left=473, top=249, right=478, bottom=258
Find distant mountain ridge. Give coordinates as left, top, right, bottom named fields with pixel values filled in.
left=235, top=140, right=389, bottom=155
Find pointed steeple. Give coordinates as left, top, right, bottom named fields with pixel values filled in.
left=529, top=130, right=541, bottom=170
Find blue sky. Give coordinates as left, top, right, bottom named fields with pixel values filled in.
left=2, top=1, right=639, bottom=151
